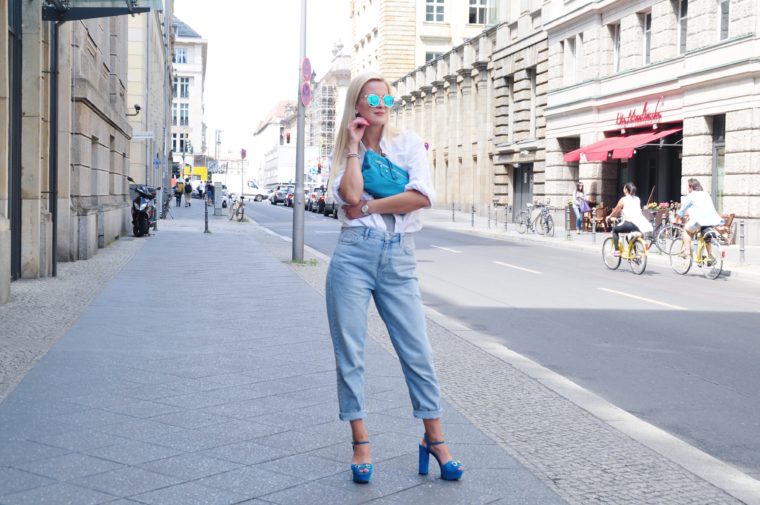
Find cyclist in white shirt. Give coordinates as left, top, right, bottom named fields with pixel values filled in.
left=606, top=182, right=653, bottom=257
left=676, top=178, right=724, bottom=256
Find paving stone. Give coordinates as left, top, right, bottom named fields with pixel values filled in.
left=97, top=418, right=186, bottom=441
left=146, top=410, right=230, bottom=430
left=195, top=466, right=297, bottom=497
left=139, top=453, right=242, bottom=481
left=69, top=467, right=181, bottom=497
left=101, top=401, right=183, bottom=419
left=255, top=454, right=346, bottom=480
left=83, top=441, right=186, bottom=466
left=12, top=452, right=124, bottom=481
left=200, top=440, right=293, bottom=466
left=0, top=467, right=54, bottom=497
left=0, top=440, right=70, bottom=466
left=0, top=482, right=117, bottom=505
left=131, top=481, right=247, bottom=505
left=28, top=429, right=131, bottom=452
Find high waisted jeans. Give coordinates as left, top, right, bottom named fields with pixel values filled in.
left=325, top=226, right=442, bottom=421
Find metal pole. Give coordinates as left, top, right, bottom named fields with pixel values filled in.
left=487, top=205, right=491, bottom=229
left=739, top=220, right=745, bottom=264
left=204, top=188, right=209, bottom=233
left=471, top=205, right=475, bottom=227
left=49, top=21, right=61, bottom=277
left=565, top=206, right=571, bottom=240
left=505, top=205, right=510, bottom=231
left=292, top=0, right=306, bottom=262
left=592, top=213, right=597, bottom=245
left=452, top=202, right=455, bottom=222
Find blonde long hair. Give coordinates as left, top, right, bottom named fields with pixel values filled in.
left=331, top=72, right=399, bottom=177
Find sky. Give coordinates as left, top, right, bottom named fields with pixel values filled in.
left=173, top=0, right=351, bottom=158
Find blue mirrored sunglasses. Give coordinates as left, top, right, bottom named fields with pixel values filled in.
left=363, top=94, right=395, bottom=108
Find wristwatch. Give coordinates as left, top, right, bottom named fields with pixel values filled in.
left=360, top=203, right=370, bottom=216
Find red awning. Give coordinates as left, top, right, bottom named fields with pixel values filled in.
left=563, top=128, right=682, bottom=163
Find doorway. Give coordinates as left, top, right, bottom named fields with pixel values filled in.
left=512, top=163, right=533, bottom=219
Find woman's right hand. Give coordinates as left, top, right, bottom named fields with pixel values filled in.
left=347, top=116, right=370, bottom=148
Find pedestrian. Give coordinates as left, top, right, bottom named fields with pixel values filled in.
left=572, top=181, right=588, bottom=234
left=206, top=181, right=214, bottom=206
left=325, top=72, right=463, bottom=484
left=197, top=181, right=204, bottom=201
left=183, top=177, right=192, bottom=206
left=175, top=178, right=183, bottom=207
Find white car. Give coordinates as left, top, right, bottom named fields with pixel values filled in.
left=242, top=180, right=269, bottom=202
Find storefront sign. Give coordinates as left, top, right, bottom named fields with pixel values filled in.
left=616, top=97, right=663, bottom=126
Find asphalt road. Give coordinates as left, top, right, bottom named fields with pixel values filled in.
left=246, top=201, right=760, bottom=479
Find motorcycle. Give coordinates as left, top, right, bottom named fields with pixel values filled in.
left=127, top=177, right=160, bottom=237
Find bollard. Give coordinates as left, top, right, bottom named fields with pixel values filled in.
left=471, top=205, right=476, bottom=227
left=505, top=205, right=510, bottom=231
left=739, top=219, right=745, bottom=264
left=452, top=202, right=455, bottom=222
left=204, top=196, right=210, bottom=234
left=565, top=206, right=571, bottom=240
left=488, top=205, right=491, bottom=229
left=495, top=206, right=499, bottom=228
left=592, top=215, right=597, bottom=245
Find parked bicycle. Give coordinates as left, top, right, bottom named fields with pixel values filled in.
left=669, top=226, right=724, bottom=279
left=646, top=210, right=682, bottom=254
left=602, top=217, right=648, bottom=274
left=516, top=201, right=554, bottom=237
left=228, top=195, right=245, bottom=222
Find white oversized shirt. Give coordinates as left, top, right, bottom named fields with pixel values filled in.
left=677, top=190, right=724, bottom=226
left=621, top=195, right=654, bottom=234
left=332, top=130, right=436, bottom=233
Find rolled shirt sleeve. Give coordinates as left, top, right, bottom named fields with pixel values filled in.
left=401, top=131, right=436, bottom=208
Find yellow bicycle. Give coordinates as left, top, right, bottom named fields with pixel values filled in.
left=602, top=218, right=648, bottom=275
left=669, top=227, right=724, bottom=280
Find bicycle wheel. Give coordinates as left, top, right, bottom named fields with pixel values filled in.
left=543, top=215, right=554, bottom=237
left=699, top=231, right=723, bottom=280
left=669, top=237, right=692, bottom=275
left=602, top=238, right=621, bottom=270
left=656, top=224, right=681, bottom=255
left=237, top=206, right=245, bottom=222
left=629, top=238, right=648, bottom=275
left=516, top=213, right=528, bottom=234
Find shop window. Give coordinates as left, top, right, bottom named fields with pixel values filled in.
left=718, top=0, right=730, bottom=40
left=711, top=114, right=726, bottom=212
left=678, top=0, right=688, bottom=55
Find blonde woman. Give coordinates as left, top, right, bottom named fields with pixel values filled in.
left=326, top=72, right=463, bottom=483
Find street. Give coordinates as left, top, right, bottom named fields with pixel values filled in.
left=247, top=201, right=760, bottom=480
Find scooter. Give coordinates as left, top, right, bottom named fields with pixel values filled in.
left=127, top=177, right=160, bottom=237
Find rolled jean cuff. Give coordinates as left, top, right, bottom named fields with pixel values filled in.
left=339, top=410, right=367, bottom=422
left=413, top=408, right=443, bottom=420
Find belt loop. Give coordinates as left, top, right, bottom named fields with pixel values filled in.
left=363, top=227, right=370, bottom=239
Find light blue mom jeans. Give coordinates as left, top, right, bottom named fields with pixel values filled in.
left=325, top=226, right=443, bottom=422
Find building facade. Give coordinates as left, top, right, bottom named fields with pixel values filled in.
left=170, top=16, right=207, bottom=176
left=351, top=0, right=501, bottom=82
left=1, top=1, right=170, bottom=305
left=127, top=6, right=174, bottom=188
left=544, top=0, right=760, bottom=242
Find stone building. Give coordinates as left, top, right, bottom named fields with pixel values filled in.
left=127, top=6, right=174, bottom=188
left=170, top=16, right=207, bottom=175
left=544, top=0, right=760, bottom=242
left=390, top=1, right=549, bottom=217
left=351, top=0, right=500, bottom=82
left=1, top=0, right=168, bottom=305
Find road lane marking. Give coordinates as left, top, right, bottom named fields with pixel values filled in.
left=493, top=261, right=541, bottom=274
left=315, top=230, right=340, bottom=234
left=431, top=245, right=462, bottom=254
left=598, top=288, right=687, bottom=311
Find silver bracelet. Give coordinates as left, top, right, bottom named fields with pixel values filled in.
left=346, top=153, right=361, bottom=160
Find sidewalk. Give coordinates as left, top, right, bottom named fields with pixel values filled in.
left=0, top=202, right=756, bottom=504
left=421, top=207, right=760, bottom=280
left=0, top=202, right=564, bottom=505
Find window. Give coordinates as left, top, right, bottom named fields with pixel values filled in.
left=507, top=76, right=515, bottom=141
left=563, top=38, right=576, bottom=86
left=172, top=77, right=177, bottom=98
left=425, top=51, right=443, bottom=62
left=643, top=12, right=652, bottom=64
left=469, top=0, right=493, bottom=25
left=179, top=77, right=190, bottom=98
left=426, top=0, right=444, bottom=22
left=174, top=47, right=187, bottom=64
left=180, top=104, right=189, bottom=126
left=173, top=133, right=191, bottom=153
left=712, top=114, right=726, bottom=212
left=528, top=68, right=537, bottom=139
left=172, top=103, right=178, bottom=126
left=611, top=23, right=621, bottom=72
left=678, top=0, right=688, bottom=54
left=719, top=0, right=730, bottom=40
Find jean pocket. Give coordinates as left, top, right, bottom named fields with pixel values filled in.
left=401, top=236, right=415, bottom=255
left=339, top=228, right=362, bottom=245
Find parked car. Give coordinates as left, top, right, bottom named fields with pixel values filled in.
left=270, top=184, right=292, bottom=206
left=322, top=181, right=338, bottom=218
left=306, top=186, right=326, bottom=213
left=242, top=180, right=269, bottom=202
left=286, top=188, right=308, bottom=208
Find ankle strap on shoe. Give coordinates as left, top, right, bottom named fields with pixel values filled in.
left=424, top=433, right=445, bottom=445
left=352, top=441, right=370, bottom=446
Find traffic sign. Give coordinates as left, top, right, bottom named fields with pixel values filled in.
left=302, top=57, right=312, bottom=82
left=300, top=82, right=312, bottom=107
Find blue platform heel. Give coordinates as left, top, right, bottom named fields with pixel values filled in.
left=418, top=433, right=463, bottom=481
left=351, top=441, right=373, bottom=483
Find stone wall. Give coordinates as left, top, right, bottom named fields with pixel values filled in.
left=377, top=0, right=416, bottom=82
left=0, top=0, right=9, bottom=302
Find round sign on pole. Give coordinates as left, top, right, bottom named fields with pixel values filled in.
left=300, top=82, right=312, bottom=107
left=302, top=57, right=312, bottom=82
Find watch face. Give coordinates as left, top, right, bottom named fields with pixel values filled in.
left=361, top=204, right=369, bottom=215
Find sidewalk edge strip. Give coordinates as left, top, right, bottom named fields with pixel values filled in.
left=423, top=305, right=760, bottom=505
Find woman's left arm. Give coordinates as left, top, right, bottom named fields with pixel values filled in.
left=344, top=190, right=429, bottom=219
